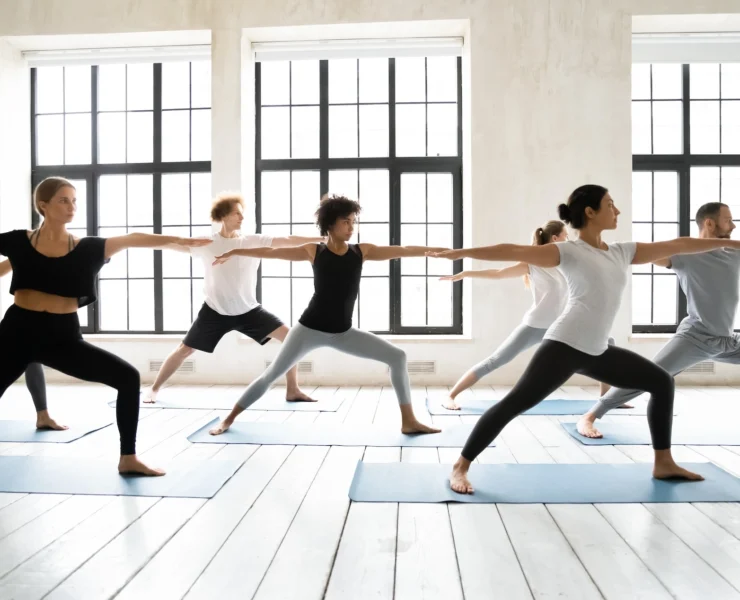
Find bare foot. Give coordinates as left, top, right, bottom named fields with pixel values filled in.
left=442, top=397, right=460, bottom=410
left=449, top=464, right=474, bottom=494
left=142, top=387, right=158, bottom=404
left=653, top=462, right=704, bottom=481
left=118, top=455, right=165, bottom=476
left=576, top=414, right=603, bottom=439
left=209, top=419, right=233, bottom=435
left=286, top=390, right=317, bottom=403
left=36, top=411, right=69, bottom=431
left=616, top=403, right=634, bottom=409
left=401, top=420, right=441, bottom=434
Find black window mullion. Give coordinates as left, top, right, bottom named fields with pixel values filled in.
left=319, top=60, right=329, bottom=194
left=153, top=63, right=164, bottom=333
left=388, top=58, right=400, bottom=332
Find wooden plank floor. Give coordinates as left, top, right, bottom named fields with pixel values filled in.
left=0, top=383, right=738, bottom=599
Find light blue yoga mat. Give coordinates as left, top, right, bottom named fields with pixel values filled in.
left=0, top=456, right=243, bottom=498
left=109, top=394, right=343, bottom=412
left=0, top=419, right=113, bottom=443
left=562, top=422, right=739, bottom=446
left=425, top=397, right=654, bottom=416
left=348, top=462, right=737, bottom=503
left=188, top=419, right=491, bottom=448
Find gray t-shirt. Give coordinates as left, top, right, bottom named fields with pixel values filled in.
left=671, top=248, right=740, bottom=337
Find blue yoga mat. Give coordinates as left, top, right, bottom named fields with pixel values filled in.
left=425, top=397, right=653, bottom=416
left=0, top=456, right=242, bottom=498
left=0, top=419, right=113, bottom=443
left=348, top=461, right=737, bottom=503
left=188, top=419, right=491, bottom=448
left=562, top=422, right=740, bottom=446
left=109, top=394, right=343, bottom=412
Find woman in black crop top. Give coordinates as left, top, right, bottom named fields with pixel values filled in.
left=206, top=194, right=451, bottom=436
left=0, top=177, right=211, bottom=477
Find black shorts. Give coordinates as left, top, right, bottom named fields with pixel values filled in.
left=183, top=303, right=284, bottom=353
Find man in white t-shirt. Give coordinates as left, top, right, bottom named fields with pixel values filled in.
left=143, top=192, right=322, bottom=403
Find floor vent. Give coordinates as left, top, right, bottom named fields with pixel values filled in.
left=266, top=360, right=313, bottom=374
left=403, top=361, right=436, bottom=374
left=683, top=361, right=715, bottom=374
left=149, top=359, right=195, bottom=373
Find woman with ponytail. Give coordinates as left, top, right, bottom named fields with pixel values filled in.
left=430, top=184, right=740, bottom=494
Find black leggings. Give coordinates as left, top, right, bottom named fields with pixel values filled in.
left=461, top=340, right=675, bottom=461
left=24, top=363, right=47, bottom=412
left=0, top=305, right=140, bottom=455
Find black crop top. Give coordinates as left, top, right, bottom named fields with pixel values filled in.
left=299, top=244, right=363, bottom=333
left=0, top=229, right=109, bottom=307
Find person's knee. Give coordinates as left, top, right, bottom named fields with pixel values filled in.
left=651, top=368, right=675, bottom=397
left=117, top=362, right=141, bottom=393
left=387, top=346, right=407, bottom=369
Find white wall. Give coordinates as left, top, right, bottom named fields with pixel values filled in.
left=1, top=0, right=739, bottom=386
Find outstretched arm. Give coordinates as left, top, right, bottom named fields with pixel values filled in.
left=271, top=235, right=324, bottom=248
left=360, top=244, right=451, bottom=261
left=105, top=233, right=212, bottom=259
left=633, top=238, right=740, bottom=265
left=428, top=244, right=560, bottom=268
left=0, top=259, right=11, bottom=278
left=213, top=243, right=316, bottom=265
left=440, top=262, right=529, bottom=282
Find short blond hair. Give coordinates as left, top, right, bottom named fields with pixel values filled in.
left=210, top=192, right=245, bottom=222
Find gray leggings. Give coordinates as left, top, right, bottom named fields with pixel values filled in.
left=24, top=363, right=47, bottom=412
left=471, top=324, right=547, bottom=380
left=236, top=323, right=411, bottom=409
left=591, top=329, right=740, bottom=418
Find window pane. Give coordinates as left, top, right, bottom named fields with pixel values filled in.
left=359, top=278, right=389, bottom=331
left=653, top=275, right=677, bottom=324
left=329, top=169, right=358, bottom=200
left=162, top=226, right=191, bottom=277
left=99, top=226, right=127, bottom=278
left=127, top=174, right=153, bottom=226
left=291, top=60, right=319, bottom=105
left=690, top=101, right=720, bottom=154
left=98, top=175, right=127, bottom=227
left=128, top=240, right=154, bottom=278
left=192, top=279, right=205, bottom=316
left=632, top=64, right=651, bottom=100
left=722, top=64, right=740, bottom=99
left=395, top=58, right=425, bottom=103
left=99, top=280, right=128, bottom=330
left=261, top=171, right=290, bottom=224
left=653, top=172, right=678, bottom=222
left=359, top=105, right=389, bottom=158
left=261, top=107, right=290, bottom=159
left=191, top=60, right=212, bottom=108
left=653, top=223, right=678, bottom=242
left=162, top=62, right=190, bottom=109
left=98, top=64, right=126, bottom=111
left=427, top=57, right=457, bottom=102
left=721, top=101, right=740, bottom=154
left=427, top=104, right=457, bottom=156
left=395, top=104, right=425, bottom=157
left=292, top=278, right=314, bottom=325
left=329, top=105, right=358, bottom=158
left=191, top=173, right=212, bottom=225
left=428, top=278, right=452, bottom=326
left=261, top=224, right=291, bottom=277
left=292, top=171, right=321, bottom=222
left=690, top=167, right=721, bottom=214
left=328, top=59, right=357, bottom=104
left=162, top=174, right=191, bottom=225
left=78, top=307, right=88, bottom=328
left=631, top=275, right=651, bottom=324
left=126, top=63, right=153, bottom=111
left=427, top=224, right=453, bottom=276
left=359, top=170, right=389, bottom=222
left=162, top=110, right=190, bottom=162
left=401, top=224, right=426, bottom=275
left=64, top=113, right=91, bottom=165
left=128, top=279, right=155, bottom=331
left=261, top=278, right=291, bottom=325
left=261, top=61, right=290, bottom=106
left=652, top=101, right=681, bottom=154
left=401, top=173, right=426, bottom=223
left=357, top=224, right=389, bottom=276
left=163, top=279, right=192, bottom=330
left=690, top=63, right=719, bottom=100
left=127, top=111, right=153, bottom=163
left=64, top=66, right=91, bottom=112
left=68, top=179, right=87, bottom=230
left=631, top=102, right=651, bottom=154
left=191, top=109, right=211, bottom=161
left=98, top=112, right=126, bottom=163
left=651, top=64, right=682, bottom=100
left=427, top=174, right=453, bottom=223
left=359, top=58, right=388, bottom=103
left=401, top=277, right=426, bottom=326
left=36, top=115, right=64, bottom=166
left=632, top=171, right=652, bottom=222
left=35, top=67, right=64, bottom=114
left=722, top=167, right=740, bottom=211
left=291, top=106, right=319, bottom=159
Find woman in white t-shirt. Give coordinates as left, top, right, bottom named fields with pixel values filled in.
left=430, top=184, right=740, bottom=494
left=440, top=220, right=615, bottom=410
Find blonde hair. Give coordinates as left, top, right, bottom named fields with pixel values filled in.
left=210, top=192, right=245, bottom=222
left=524, top=220, right=566, bottom=288
left=33, top=177, right=75, bottom=217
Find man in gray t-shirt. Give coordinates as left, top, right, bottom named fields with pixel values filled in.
left=578, top=202, right=740, bottom=438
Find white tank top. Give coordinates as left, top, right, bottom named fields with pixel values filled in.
left=521, top=265, right=568, bottom=329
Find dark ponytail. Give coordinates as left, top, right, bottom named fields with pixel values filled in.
left=524, top=220, right=566, bottom=288
left=559, top=185, right=608, bottom=229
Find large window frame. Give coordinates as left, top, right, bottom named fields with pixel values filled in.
left=633, top=63, right=740, bottom=334
left=30, top=63, right=211, bottom=334
left=255, top=58, right=464, bottom=335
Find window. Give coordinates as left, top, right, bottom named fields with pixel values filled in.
left=31, top=62, right=211, bottom=333
left=256, top=57, right=463, bottom=334
left=632, top=63, right=740, bottom=333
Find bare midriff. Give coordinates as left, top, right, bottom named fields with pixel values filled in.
left=14, top=289, right=78, bottom=314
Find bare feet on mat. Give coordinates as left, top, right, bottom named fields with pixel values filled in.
left=209, top=419, right=233, bottom=435
left=142, top=387, right=158, bottom=404
left=449, top=462, right=474, bottom=494
left=36, top=411, right=68, bottom=431
left=118, top=455, right=166, bottom=476
left=442, top=397, right=460, bottom=410
left=576, top=413, right=603, bottom=438
left=286, top=389, right=317, bottom=402
left=616, top=403, right=634, bottom=409
left=653, top=452, right=704, bottom=481
left=401, top=420, right=441, bottom=434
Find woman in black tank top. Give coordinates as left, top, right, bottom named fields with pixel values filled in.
left=207, top=194, right=452, bottom=436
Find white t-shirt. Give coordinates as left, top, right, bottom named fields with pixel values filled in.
left=190, top=232, right=273, bottom=316
left=521, top=265, right=568, bottom=329
left=544, top=239, right=636, bottom=355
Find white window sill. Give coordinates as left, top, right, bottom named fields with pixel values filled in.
left=238, top=333, right=474, bottom=343
left=629, top=333, right=673, bottom=342
left=83, top=333, right=474, bottom=343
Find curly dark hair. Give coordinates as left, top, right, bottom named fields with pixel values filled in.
left=315, top=194, right=361, bottom=236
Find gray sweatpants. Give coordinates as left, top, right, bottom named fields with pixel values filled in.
left=237, top=322, right=411, bottom=409
left=591, top=327, right=740, bottom=418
